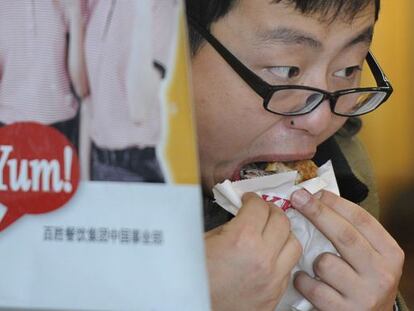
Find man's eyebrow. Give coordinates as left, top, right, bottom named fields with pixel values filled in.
left=344, top=26, right=374, bottom=48
left=255, top=27, right=322, bottom=49
left=255, top=25, right=374, bottom=49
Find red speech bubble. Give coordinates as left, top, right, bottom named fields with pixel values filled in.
left=0, top=122, right=80, bottom=231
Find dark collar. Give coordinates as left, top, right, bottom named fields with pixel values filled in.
left=203, top=135, right=369, bottom=231
left=312, top=136, right=369, bottom=204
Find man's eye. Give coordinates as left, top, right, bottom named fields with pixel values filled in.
left=268, top=66, right=300, bottom=79
left=334, top=66, right=362, bottom=79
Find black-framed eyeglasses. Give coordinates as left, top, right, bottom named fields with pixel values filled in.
left=189, top=16, right=393, bottom=117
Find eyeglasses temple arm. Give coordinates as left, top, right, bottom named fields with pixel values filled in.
left=188, top=15, right=273, bottom=99
left=366, top=51, right=392, bottom=90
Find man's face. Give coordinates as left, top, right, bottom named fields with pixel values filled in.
left=191, top=0, right=376, bottom=193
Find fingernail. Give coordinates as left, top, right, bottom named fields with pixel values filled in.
left=314, top=191, right=323, bottom=199
left=291, top=189, right=311, bottom=209
left=293, top=270, right=304, bottom=280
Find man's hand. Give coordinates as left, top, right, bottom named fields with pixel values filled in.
left=291, top=189, right=404, bottom=311
left=205, top=192, right=302, bottom=311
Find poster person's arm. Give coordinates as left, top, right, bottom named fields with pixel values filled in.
left=152, top=1, right=180, bottom=76
left=126, top=0, right=160, bottom=124
left=65, top=0, right=89, bottom=99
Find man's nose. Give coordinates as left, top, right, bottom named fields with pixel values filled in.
left=290, top=74, right=335, bottom=136
left=290, top=98, right=334, bottom=136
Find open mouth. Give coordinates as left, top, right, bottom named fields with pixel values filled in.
left=240, top=161, right=289, bottom=179
left=240, top=160, right=318, bottom=183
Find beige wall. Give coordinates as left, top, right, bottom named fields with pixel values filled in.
left=359, top=0, right=414, bottom=205
left=359, top=2, right=414, bottom=306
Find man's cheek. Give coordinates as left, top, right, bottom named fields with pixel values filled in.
left=318, top=117, right=347, bottom=143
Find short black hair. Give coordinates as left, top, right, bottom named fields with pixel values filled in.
left=186, top=0, right=380, bottom=54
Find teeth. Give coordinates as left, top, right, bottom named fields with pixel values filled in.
left=240, top=162, right=272, bottom=179
left=242, top=162, right=267, bottom=170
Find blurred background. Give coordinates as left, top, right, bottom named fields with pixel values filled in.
left=359, top=0, right=414, bottom=307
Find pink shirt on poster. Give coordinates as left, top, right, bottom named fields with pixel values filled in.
left=0, top=0, right=87, bottom=125
left=85, top=0, right=180, bottom=149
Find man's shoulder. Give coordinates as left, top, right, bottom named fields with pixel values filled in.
left=334, top=133, right=380, bottom=219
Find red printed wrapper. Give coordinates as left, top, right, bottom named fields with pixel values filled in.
left=213, top=161, right=340, bottom=311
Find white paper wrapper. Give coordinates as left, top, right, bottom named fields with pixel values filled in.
left=212, top=161, right=340, bottom=311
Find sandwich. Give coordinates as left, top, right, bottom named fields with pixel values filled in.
left=240, top=160, right=318, bottom=184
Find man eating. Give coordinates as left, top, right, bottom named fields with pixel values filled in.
left=185, top=0, right=406, bottom=310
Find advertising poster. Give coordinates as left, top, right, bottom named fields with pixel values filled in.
left=0, top=1, right=210, bottom=310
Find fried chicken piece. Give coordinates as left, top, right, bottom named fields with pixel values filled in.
left=265, top=160, right=318, bottom=184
